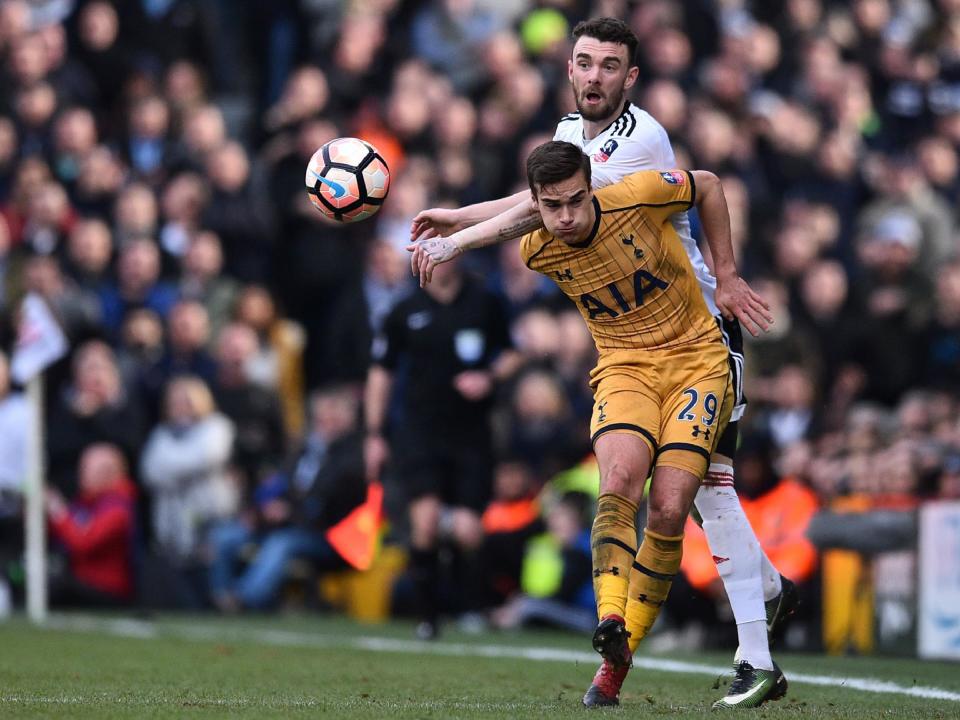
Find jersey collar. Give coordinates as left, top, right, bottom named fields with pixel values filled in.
left=566, top=196, right=602, bottom=248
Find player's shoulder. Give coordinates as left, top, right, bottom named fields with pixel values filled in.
left=553, top=113, right=582, bottom=142
left=609, top=103, right=671, bottom=147
left=595, top=169, right=692, bottom=212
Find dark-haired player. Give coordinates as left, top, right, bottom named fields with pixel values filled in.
left=410, top=18, right=796, bottom=709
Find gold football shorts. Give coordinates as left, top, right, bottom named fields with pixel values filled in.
left=588, top=341, right=734, bottom=478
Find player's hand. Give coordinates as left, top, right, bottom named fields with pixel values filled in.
left=364, top=433, right=390, bottom=483
left=453, top=370, right=493, bottom=401
left=715, top=275, right=774, bottom=337
left=406, top=236, right=463, bottom=288
left=410, top=208, right=463, bottom=242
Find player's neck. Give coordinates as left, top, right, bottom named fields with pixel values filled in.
left=582, top=98, right=628, bottom=141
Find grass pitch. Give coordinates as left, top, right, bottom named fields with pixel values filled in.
left=0, top=614, right=957, bottom=719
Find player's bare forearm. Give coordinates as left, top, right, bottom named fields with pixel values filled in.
left=410, top=191, right=533, bottom=242
left=407, top=199, right=543, bottom=287
left=691, top=170, right=773, bottom=336
left=459, top=190, right=533, bottom=228
left=691, top=170, right=737, bottom=281
left=453, top=198, right=543, bottom=251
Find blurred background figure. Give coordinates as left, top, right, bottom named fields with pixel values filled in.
left=140, top=376, right=235, bottom=607
left=46, top=443, right=137, bottom=607
left=209, top=384, right=364, bottom=612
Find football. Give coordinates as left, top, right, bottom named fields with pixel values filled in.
left=305, top=137, right=390, bottom=223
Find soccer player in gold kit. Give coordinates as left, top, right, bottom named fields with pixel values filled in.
left=409, top=141, right=784, bottom=708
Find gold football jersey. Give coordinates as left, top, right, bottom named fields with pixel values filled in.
left=521, top=170, right=720, bottom=354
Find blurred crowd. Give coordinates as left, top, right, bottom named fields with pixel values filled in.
left=0, top=0, right=957, bottom=650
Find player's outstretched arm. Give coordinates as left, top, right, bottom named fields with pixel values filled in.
left=690, top=170, right=774, bottom=337
left=410, top=190, right=533, bottom=242
left=407, top=196, right=543, bottom=287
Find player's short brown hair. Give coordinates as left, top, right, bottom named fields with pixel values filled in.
left=526, top=141, right=592, bottom=197
left=572, top=17, right=639, bottom=65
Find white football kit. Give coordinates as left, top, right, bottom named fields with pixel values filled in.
left=554, top=101, right=745, bottom=419
left=553, top=103, right=783, bottom=668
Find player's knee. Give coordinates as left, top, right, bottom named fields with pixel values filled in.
left=646, top=501, right=686, bottom=537
left=600, top=462, right=638, bottom=500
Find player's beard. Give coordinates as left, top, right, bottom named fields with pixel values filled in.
left=576, top=84, right=625, bottom=122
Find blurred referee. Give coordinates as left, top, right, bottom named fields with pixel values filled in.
left=364, top=258, right=521, bottom=638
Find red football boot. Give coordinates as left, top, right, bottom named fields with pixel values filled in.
left=582, top=658, right=630, bottom=707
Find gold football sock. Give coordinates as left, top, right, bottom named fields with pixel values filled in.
left=625, top=528, right=683, bottom=652
left=591, top=493, right=639, bottom=620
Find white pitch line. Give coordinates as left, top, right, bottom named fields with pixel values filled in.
left=43, top=615, right=960, bottom=704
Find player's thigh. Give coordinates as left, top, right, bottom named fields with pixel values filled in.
left=593, top=432, right=653, bottom=504
left=658, top=370, right=734, bottom=480
left=647, top=464, right=702, bottom=537
left=590, top=372, right=661, bottom=462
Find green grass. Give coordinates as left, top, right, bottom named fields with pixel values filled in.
left=0, top=614, right=957, bottom=719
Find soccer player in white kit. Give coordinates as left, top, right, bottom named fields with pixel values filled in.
left=409, top=18, right=796, bottom=710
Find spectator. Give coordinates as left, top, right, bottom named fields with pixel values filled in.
left=858, top=154, right=954, bottom=280
left=113, top=183, right=159, bottom=245
left=327, top=237, right=412, bottom=384
left=490, top=491, right=595, bottom=633
left=923, top=260, right=960, bottom=393
left=208, top=384, right=364, bottom=611
left=201, top=141, right=273, bottom=284
left=233, top=284, right=305, bottom=439
left=47, top=340, right=145, bottom=494
left=98, top=238, right=178, bottom=337
left=211, top=322, right=286, bottom=490
left=22, top=179, right=74, bottom=256
left=64, top=217, right=113, bottom=293
left=177, top=230, right=237, bottom=343
left=46, top=443, right=137, bottom=606
left=22, top=253, right=101, bottom=341
left=51, top=107, right=98, bottom=189
left=852, top=210, right=933, bottom=404
left=158, top=172, right=207, bottom=259
left=505, top=368, right=584, bottom=480
left=480, top=457, right=542, bottom=607
left=140, top=376, right=236, bottom=606
left=72, top=0, right=128, bottom=124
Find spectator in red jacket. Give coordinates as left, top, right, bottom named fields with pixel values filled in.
left=46, top=442, right=137, bottom=606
